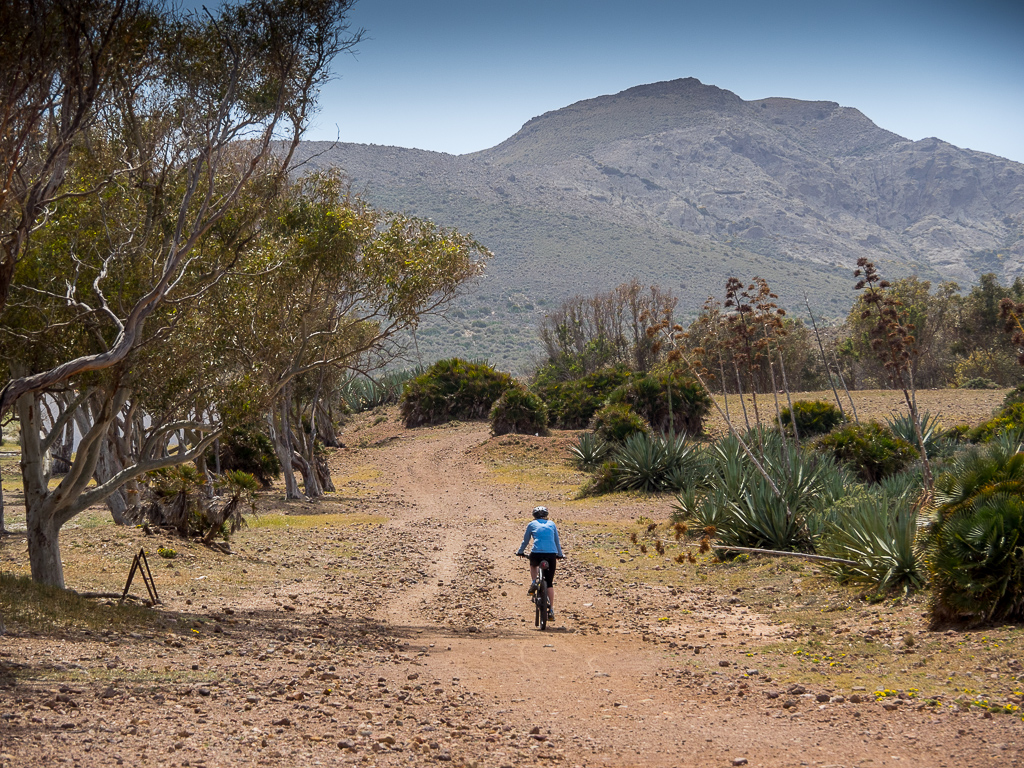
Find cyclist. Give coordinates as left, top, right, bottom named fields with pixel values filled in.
left=516, top=506, right=564, bottom=621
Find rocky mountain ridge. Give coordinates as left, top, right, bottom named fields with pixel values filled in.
left=292, top=78, right=1024, bottom=370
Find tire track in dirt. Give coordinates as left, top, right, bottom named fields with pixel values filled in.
left=349, top=421, right=1024, bottom=767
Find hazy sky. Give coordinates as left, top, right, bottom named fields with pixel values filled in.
left=303, top=0, right=1024, bottom=163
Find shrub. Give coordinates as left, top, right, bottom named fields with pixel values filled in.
left=1003, top=384, right=1024, bottom=410
left=818, top=422, right=917, bottom=483
left=960, top=377, right=1001, bottom=390
left=578, top=461, right=619, bottom=497
left=590, top=402, right=649, bottom=444
left=401, top=358, right=514, bottom=428
left=607, top=369, right=711, bottom=436
left=968, top=402, right=1024, bottom=443
left=490, top=385, right=548, bottom=436
left=533, top=365, right=630, bottom=429
left=777, top=399, right=844, bottom=437
left=926, top=436, right=1024, bottom=625
left=927, top=497, right=1024, bottom=626
left=569, top=432, right=611, bottom=470
left=214, top=427, right=280, bottom=488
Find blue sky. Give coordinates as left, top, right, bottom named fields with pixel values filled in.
left=304, top=0, right=1024, bottom=163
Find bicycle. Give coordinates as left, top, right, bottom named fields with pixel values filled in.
left=534, top=560, right=551, bottom=631
left=517, top=553, right=551, bottom=631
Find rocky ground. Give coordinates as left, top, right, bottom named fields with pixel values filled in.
left=1, top=404, right=1023, bottom=767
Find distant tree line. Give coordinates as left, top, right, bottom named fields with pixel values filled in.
left=534, top=272, right=1024, bottom=397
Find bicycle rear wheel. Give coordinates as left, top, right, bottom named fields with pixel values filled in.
left=537, top=580, right=548, bottom=631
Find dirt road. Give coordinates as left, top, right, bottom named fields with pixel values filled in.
left=1, top=416, right=1022, bottom=767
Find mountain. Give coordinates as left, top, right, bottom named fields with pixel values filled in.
left=293, top=78, right=1024, bottom=374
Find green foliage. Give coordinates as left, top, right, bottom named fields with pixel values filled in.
left=340, top=367, right=423, bottom=413
left=885, top=411, right=947, bottom=457
left=674, top=430, right=849, bottom=552
left=968, top=402, right=1024, bottom=443
left=959, top=377, right=1001, bottom=390
left=926, top=437, right=1024, bottom=625
left=611, top=431, right=700, bottom=493
left=214, top=427, right=280, bottom=488
left=569, top=432, right=611, bottom=470
left=533, top=365, right=630, bottom=429
left=1002, top=385, right=1024, bottom=410
left=818, top=422, right=917, bottom=482
left=400, top=358, right=514, bottom=428
left=590, top=402, right=649, bottom=444
left=578, top=461, right=619, bottom=497
left=137, top=466, right=258, bottom=542
left=489, top=385, right=549, bottom=436
left=817, top=488, right=925, bottom=593
left=777, top=399, right=844, bottom=437
left=927, top=497, right=1024, bottom=626
left=926, top=436, right=1024, bottom=622
left=157, top=546, right=177, bottom=559
left=606, top=369, right=711, bottom=436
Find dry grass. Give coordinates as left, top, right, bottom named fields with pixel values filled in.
left=704, top=387, right=1009, bottom=436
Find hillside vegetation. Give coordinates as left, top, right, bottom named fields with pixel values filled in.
left=293, top=78, right=1024, bottom=372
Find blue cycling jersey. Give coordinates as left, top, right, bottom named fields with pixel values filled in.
left=517, top=518, right=564, bottom=558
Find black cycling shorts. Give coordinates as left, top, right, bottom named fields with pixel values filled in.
left=529, top=552, right=557, bottom=587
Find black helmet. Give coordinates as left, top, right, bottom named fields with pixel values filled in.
left=532, top=506, right=548, bottom=519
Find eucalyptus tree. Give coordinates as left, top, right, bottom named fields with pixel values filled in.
left=0, top=0, right=154, bottom=311
left=214, top=173, right=489, bottom=499
left=0, top=0, right=362, bottom=588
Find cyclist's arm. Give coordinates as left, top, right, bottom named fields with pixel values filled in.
left=516, top=523, right=534, bottom=556
left=554, top=525, right=565, bottom=558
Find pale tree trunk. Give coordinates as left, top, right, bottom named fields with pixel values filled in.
left=19, top=391, right=73, bottom=588
left=317, top=399, right=341, bottom=447
left=270, top=392, right=302, bottom=500
left=76, top=397, right=131, bottom=525
left=20, top=384, right=222, bottom=587
left=292, top=402, right=323, bottom=498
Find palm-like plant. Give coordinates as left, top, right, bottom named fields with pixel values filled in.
left=925, top=437, right=1024, bottom=624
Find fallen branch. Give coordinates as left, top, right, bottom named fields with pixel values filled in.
left=73, top=591, right=149, bottom=602
left=652, top=538, right=859, bottom=566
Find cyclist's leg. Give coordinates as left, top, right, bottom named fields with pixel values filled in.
left=543, top=558, right=556, bottom=616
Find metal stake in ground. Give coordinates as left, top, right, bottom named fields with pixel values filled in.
left=121, top=548, right=160, bottom=606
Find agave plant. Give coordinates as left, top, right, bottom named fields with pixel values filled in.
left=569, top=432, right=611, bottom=471
left=613, top=431, right=674, bottom=492
left=818, top=491, right=924, bottom=593
left=886, top=410, right=944, bottom=456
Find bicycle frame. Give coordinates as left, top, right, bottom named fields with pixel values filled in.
left=534, top=559, right=550, bottom=631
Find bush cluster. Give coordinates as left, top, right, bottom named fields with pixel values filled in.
left=214, top=427, right=280, bottom=488
left=968, top=401, right=1024, bottom=443
left=818, top=422, right=917, bottom=482
left=777, top=399, right=844, bottom=436
left=590, top=403, right=649, bottom=444
left=489, top=386, right=549, bottom=436
left=401, top=358, right=513, bottom=428
left=532, top=365, right=630, bottom=429
left=606, top=369, right=711, bottom=436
